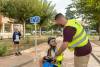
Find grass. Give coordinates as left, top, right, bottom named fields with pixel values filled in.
left=0, top=35, right=48, bottom=56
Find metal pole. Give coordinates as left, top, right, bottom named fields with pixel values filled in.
left=34, top=23, right=37, bottom=61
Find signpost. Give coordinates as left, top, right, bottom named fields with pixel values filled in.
left=30, top=16, right=40, bottom=61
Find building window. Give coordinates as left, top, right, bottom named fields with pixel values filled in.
left=5, top=23, right=11, bottom=33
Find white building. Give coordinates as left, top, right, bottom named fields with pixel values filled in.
left=0, top=15, right=23, bottom=39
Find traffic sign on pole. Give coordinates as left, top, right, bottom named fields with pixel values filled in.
left=30, top=16, right=40, bottom=61
left=30, top=16, right=40, bottom=24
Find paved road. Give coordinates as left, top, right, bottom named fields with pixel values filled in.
left=21, top=50, right=100, bottom=67
left=22, top=37, right=100, bottom=67
left=0, top=37, right=100, bottom=67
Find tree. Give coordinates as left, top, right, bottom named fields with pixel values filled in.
left=0, top=0, right=56, bottom=37
left=65, top=4, right=76, bottom=19
left=37, top=1, right=56, bottom=36
left=26, top=24, right=33, bottom=33
left=0, top=0, right=6, bottom=31
left=72, top=0, right=100, bottom=40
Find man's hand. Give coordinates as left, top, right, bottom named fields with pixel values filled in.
left=52, top=42, right=68, bottom=63
left=44, top=56, right=51, bottom=60
left=55, top=42, right=68, bottom=56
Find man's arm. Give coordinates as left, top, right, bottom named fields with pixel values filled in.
left=55, top=42, right=68, bottom=57
left=55, top=26, right=76, bottom=57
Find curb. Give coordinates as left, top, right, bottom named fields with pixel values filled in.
left=91, top=42, right=100, bottom=64
left=91, top=53, right=100, bottom=64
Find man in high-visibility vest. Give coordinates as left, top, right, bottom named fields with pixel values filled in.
left=53, top=13, right=92, bottom=67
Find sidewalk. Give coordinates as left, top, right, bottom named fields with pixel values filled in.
left=62, top=49, right=100, bottom=67
left=0, top=37, right=100, bottom=67
left=15, top=48, right=100, bottom=67
left=0, top=43, right=49, bottom=67
left=0, top=53, right=33, bottom=67
left=92, top=44, right=100, bottom=63
left=22, top=49, right=100, bottom=67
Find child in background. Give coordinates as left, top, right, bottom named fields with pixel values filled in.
left=12, top=29, right=22, bottom=56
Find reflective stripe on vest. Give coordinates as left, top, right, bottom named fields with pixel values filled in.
left=73, top=28, right=84, bottom=40
left=71, top=34, right=87, bottom=48
left=65, top=19, right=88, bottom=48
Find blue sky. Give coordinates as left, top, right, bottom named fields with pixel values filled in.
left=48, top=0, right=72, bottom=15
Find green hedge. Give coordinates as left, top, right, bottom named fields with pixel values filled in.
left=0, top=44, right=8, bottom=56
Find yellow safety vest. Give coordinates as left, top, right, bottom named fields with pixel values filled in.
left=56, top=53, right=63, bottom=62
left=56, top=49, right=63, bottom=67
left=65, top=19, right=88, bottom=48
left=51, top=48, right=63, bottom=62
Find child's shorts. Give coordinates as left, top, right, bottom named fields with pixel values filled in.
left=14, top=41, right=19, bottom=44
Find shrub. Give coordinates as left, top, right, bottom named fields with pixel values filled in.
left=0, top=45, right=8, bottom=56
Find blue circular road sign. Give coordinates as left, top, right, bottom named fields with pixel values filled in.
left=30, top=16, right=40, bottom=24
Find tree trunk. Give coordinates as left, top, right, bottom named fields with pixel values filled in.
left=23, top=22, right=26, bottom=39
left=52, top=29, right=54, bottom=36
left=61, top=28, right=63, bottom=36
left=98, top=24, right=100, bottom=41
left=0, top=16, right=2, bottom=32
left=99, top=33, right=100, bottom=41
left=97, top=22, right=100, bottom=41
left=39, top=27, right=42, bottom=36
left=0, top=16, right=3, bottom=40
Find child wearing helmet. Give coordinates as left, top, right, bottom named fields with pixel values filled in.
left=40, top=37, right=63, bottom=67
